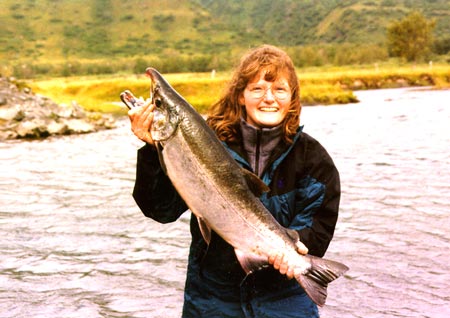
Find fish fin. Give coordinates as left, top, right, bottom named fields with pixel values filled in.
left=284, top=228, right=300, bottom=242
left=155, top=141, right=167, bottom=175
left=296, top=255, right=349, bottom=307
left=196, top=216, right=212, bottom=245
left=235, top=249, right=269, bottom=274
left=241, top=168, right=270, bottom=197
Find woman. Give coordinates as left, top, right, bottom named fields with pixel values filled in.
left=128, top=45, right=341, bottom=318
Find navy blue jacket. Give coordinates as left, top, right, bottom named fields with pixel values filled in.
left=132, top=127, right=340, bottom=318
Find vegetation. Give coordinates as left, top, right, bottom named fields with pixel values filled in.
left=27, top=63, right=450, bottom=114
left=387, top=11, right=436, bottom=62
left=2, top=1, right=449, bottom=114
left=1, top=0, right=449, bottom=79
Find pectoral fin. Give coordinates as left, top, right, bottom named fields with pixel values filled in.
left=155, top=141, right=167, bottom=175
left=241, top=168, right=270, bottom=197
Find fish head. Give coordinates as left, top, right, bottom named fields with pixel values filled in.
left=151, top=98, right=178, bottom=141
left=146, top=68, right=180, bottom=142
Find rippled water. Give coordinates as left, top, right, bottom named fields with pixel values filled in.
left=1, top=87, right=449, bottom=318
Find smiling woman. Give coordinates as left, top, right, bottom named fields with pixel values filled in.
left=240, top=73, right=292, bottom=128
left=128, top=45, right=344, bottom=318
left=208, top=45, right=302, bottom=144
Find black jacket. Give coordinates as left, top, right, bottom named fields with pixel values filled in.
left=132, top=127, right=340, bottom=318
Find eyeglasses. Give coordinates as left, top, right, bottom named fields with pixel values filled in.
left=246, top=84, right=291, bottom=100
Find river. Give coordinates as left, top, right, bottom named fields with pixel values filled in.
left=0, top=87, right=449, bottom=318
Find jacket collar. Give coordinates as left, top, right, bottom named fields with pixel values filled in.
left=239, top=119, right=284, bottom=177
left=223, top=125, right=304, bottom=185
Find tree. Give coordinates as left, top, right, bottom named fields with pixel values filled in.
left=386, top=11, right=435, bottom=62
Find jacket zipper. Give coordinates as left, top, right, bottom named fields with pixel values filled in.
left=255, top=129, right=262, bottom=176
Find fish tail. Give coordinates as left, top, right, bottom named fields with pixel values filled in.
left=296, top=255, right=348, bottom=307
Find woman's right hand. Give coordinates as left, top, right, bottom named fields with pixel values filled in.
left=128, top=99, right=156, bottom=145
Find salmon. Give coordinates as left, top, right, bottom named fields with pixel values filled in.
left=121, top=68, right=348, bottom=306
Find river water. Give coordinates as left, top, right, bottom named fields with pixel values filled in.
left=1, top=87, right=449, bottom=318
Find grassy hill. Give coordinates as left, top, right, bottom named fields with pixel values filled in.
left=1, top=0, right=449, bottom=77
left=205, top=0, right=450, bottom=45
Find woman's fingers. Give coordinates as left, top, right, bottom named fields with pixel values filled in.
left=268, top=254, right=276, bottom=265
left=128, top=100, right=156, bottom=144
left=295, top=241, right=308, bottom=255
left=278, top=258, right=289, bottom=275
left=286, top=267, right=295, bottom=280
left=269, top=253, right=290, bottom=276
left=268, top=251, right=299, bottom=280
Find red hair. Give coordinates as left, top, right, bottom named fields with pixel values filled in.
left=206, top=45, right=301, bottom=144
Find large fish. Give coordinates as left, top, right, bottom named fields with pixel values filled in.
left=121, top=68, right=348, bottom=306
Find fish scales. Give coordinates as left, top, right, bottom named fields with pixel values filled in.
left=162, top=124, right=285, bottom=254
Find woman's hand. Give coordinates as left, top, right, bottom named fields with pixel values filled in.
left=128, top=99, right=156, bottom=145
left=268, top=241, right=308, bottom=280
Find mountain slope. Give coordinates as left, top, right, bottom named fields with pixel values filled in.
left=1, top=0, right=448, bottom=62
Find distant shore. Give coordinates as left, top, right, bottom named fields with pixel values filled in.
left=0, top=77, right=115, bottom=140
left=25, top=63, right=450, bottom=115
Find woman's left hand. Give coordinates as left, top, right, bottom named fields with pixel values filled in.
left=268, top=241, right=308, bottom=280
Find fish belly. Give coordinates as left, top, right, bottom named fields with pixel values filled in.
left=161, top=132, right=285, bottom=256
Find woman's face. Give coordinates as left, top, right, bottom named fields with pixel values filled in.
left=239, top=72, right=292, bottom=128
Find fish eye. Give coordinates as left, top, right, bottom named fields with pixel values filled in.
left=155, top=98, right=162, bottom=108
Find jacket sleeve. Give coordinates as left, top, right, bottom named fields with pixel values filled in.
left=292, top=138, right=341, bottom=257
left=132, top=143, right=188, bottom=223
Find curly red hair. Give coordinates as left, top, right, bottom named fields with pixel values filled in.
left=206, top=45, right=301, bottom=144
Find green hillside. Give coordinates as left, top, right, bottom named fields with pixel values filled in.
left=2, top=0, right=208, bottom=58
left=1, top=0, right=449, bottom=77
left=201, top=0, right=450, bottom=45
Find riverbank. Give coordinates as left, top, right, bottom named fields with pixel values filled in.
left=0, top=77, right=116, bottom=140
left=2, top=63, right=446, bottom=140
left=27, top=63, right=450, bottom=115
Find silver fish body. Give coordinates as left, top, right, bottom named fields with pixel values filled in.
left=124, top=68, right=348, bottom=306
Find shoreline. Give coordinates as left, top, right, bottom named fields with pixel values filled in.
left=23, top=63, right=450, bottom=114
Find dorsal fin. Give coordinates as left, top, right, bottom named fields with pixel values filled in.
left=241, top=168, right=270, bottom=197
left=196, top=216, right=212, bottom=245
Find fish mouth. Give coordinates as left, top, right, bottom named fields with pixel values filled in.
left=146, top=68, right=156, bottom=103
left=145, top=67, right=156, bottom=81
